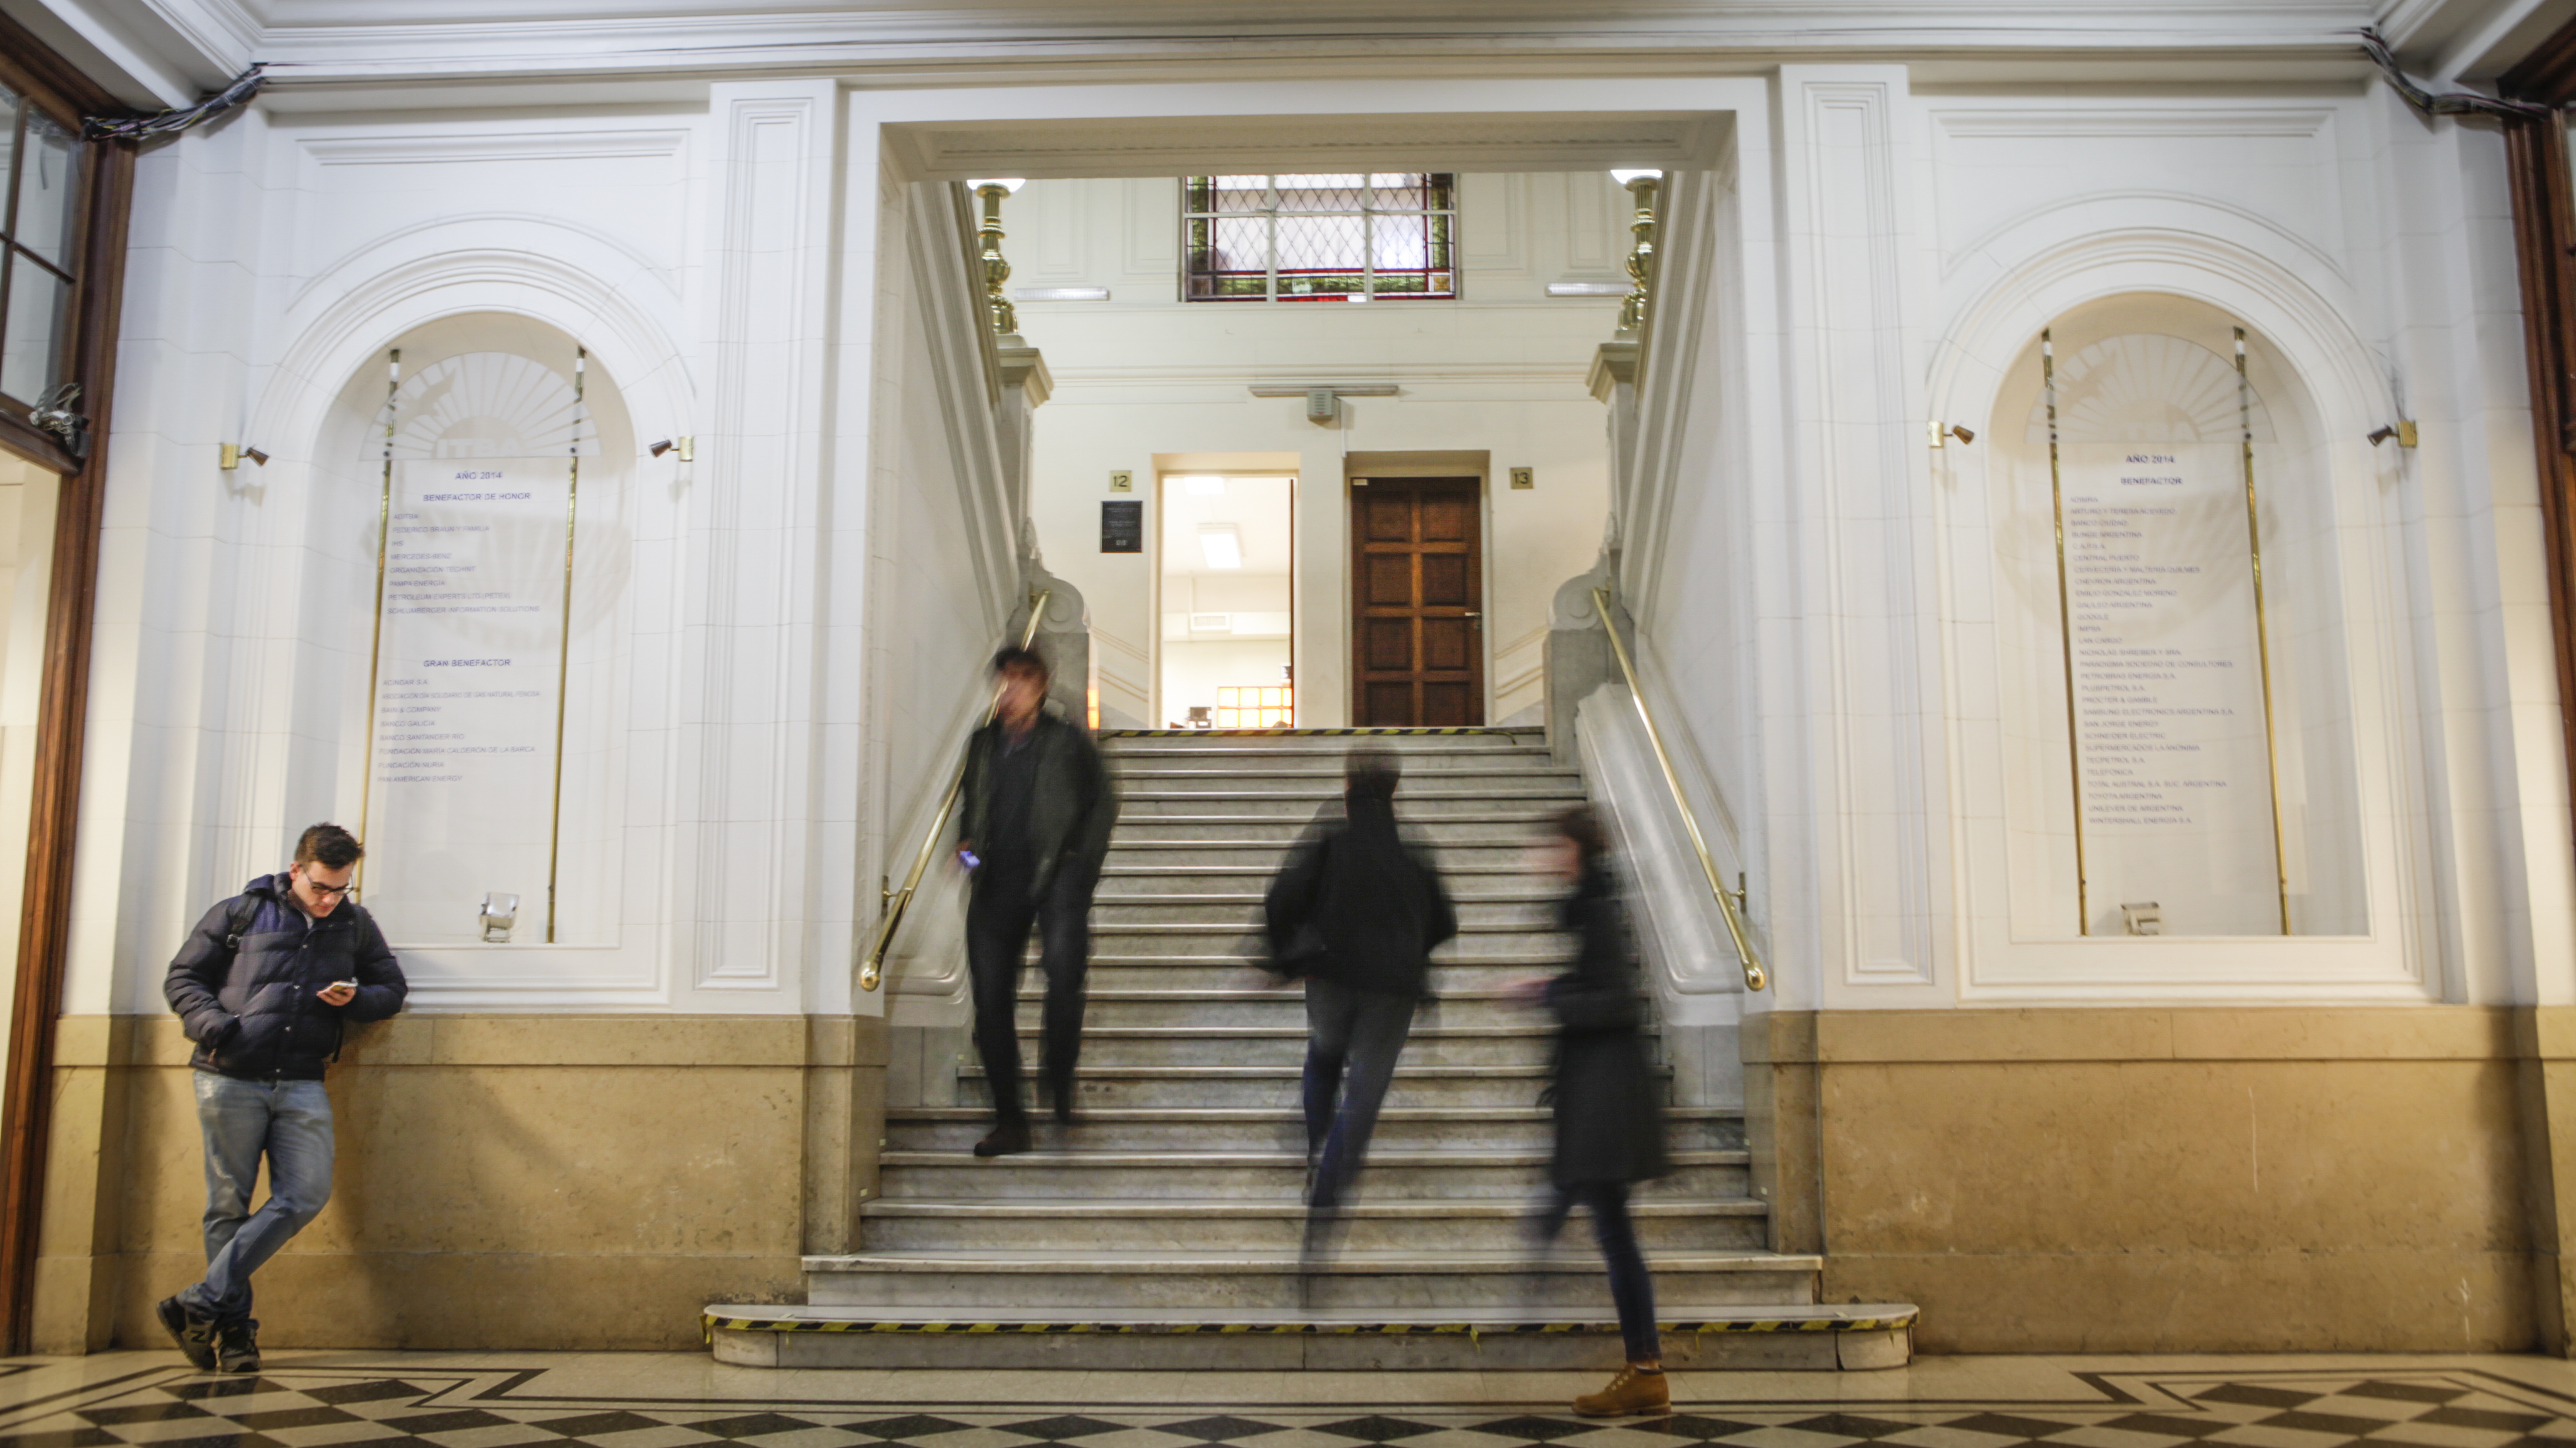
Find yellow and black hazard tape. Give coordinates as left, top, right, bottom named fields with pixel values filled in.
left=1103, top=728, right=1534, bottom=739
left=705, top=1314, right=1915, bottom=1337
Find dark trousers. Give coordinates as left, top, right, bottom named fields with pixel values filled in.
left=967, top=860, right=1093, bottom=1124
left=1303, top=978, right=1416, bottom=1209
left=1534, top=1180, right=1660, bottom=1363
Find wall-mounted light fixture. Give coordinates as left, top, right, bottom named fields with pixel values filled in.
left=1247, top=383, right=1398, bottom=426
left=2366, top=420, right=2419, bottom=448
left=1927, top=422, right=1976, bottom=449
left=1609, top=169, right=1663, bottom=335
left=967, top=178, right=1027, bottom=337
left=218, top=443, right=270, bottom=469
left=479, top=891, right=519, bottom=944
left=649, top=436, right=696, bottom=461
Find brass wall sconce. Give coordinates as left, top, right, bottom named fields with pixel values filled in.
left=968, top=177, right=1027, bottom=338
left=2366, top=420, right=2419, bottom=448
left=1609, top=169, right=1662, bottom=335
left=649, top=437, right=695, bottom=461
left=219, top=443, right=270, bottom=469
left=1927, top=422, right=1976, bottom=448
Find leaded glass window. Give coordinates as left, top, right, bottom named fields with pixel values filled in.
left=1183, top=174, right=1455, bottom=302
left=0, top=83, right=82, bottom=409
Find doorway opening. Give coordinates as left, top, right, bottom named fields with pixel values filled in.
left=1158, top=472, right=1296, bottom=728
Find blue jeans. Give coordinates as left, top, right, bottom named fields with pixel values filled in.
left=1303, top=979, right=1415, bottom=1209
left=177, top=1072, right=334, bottom=1322
left=1534, top=1181, right=1660, bottom=1363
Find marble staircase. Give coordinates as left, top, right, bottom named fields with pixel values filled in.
left=707, top=729, right=1914, bottom=1370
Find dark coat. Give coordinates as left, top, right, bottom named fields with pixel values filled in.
left=164, top=874, right=409, bottom=1081
left=1262, top=795, right=1457, bottom=1000
left=957, top=710, right=1119, bottom=896
left=1543, top=863, right=1668, bottom=1186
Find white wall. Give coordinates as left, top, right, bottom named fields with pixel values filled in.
left=63, top=57, right=2576, bottom=1024
left=1010, top=174, right=1619, bottom=728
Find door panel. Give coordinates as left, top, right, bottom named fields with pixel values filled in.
left=1349, top=476, right=1483, bottom=726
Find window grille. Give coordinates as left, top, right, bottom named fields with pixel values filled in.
left=0, top=85, right=83, bottom=408
left=1184, top=174, right=1455, bottom=302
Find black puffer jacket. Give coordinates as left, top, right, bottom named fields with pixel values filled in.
left=1263, top=795, right=1458, bottom=1000
left=1543, top=862, right=1668, bottom=1187
left=164, top=874, right=408, bottom=1081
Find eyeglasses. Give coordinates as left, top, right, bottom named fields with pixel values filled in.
left=301, top=878, right=356, bottom=899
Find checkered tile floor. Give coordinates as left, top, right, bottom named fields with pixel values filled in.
left=1, top=1369, right=2573, bottom=1448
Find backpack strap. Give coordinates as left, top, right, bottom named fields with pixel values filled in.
left=221, top=893, right=261, bottom=953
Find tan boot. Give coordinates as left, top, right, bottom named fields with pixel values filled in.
left=1573, top=1363, right=1669, bottom=1418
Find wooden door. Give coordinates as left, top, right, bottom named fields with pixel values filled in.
left=1351, top=477, right=1483, bottom=726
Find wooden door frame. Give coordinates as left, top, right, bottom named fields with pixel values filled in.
left=1345, top=472, right=1489, bottom=727
left=0, top=11, right=135, bottom=1355
left=2504, top=29, right=2576, bottom=889
left=1341, top=452, right=1493, bottom=727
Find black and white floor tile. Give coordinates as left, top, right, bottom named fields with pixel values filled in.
left=0, top=1365, right=2572, bottom=1448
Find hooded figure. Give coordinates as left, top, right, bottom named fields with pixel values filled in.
left=1263, top=750, right=1457, bottom=1218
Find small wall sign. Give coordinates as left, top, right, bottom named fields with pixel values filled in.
left=1109, top=470, right=1133, bottom=493
left=1101, top=499, right=1143, bottom=552
left=1510, top=466, right=1534, bottom=490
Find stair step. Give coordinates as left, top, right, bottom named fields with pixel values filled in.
left=856, top=1196, right=1767, bottom=1252
left=799, top=1249, right=1815, bottom=1312
left=886, top=1105, right=1739, bottom=1153
left=957, top=1063, right=1611, bottom=1107
left=1017, top=988, right=1539, bottom=1028
left=710, top=1305, right=1913, bottom=1371
left=1018, top=1025, right=1551, bottom=1069
left=873, top=1149, right=1747, bottom=1201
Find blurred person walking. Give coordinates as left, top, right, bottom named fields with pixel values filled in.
left=1519, top=805, right=1671, bottom=1417
left=158, top=822, right=408, bottom=1374
left=957, top=645, right=1120, bottom=1158
left=1263, top=749, right=1456, bottom=1236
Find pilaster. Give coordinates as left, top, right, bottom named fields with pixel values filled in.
left=1773, top=65, right=1948, bottom=1002
left=677, top=78, right=842, bottom=1000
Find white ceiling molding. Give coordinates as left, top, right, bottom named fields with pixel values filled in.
left=299, top=130, right=691, bottom=165
left=886, top=110, right=1728, bottom=181
left=40, top=0, right=2396, bottom=95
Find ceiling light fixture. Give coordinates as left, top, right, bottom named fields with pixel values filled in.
left=1198, top=523, right=1243, bottom=570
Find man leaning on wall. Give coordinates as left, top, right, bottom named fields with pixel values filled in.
left=155, top=823, right=408, bottom=1372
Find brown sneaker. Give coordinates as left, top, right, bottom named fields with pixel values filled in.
left=1573, top=1363, right=1669, bottom=1418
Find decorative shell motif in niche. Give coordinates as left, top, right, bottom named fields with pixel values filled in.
left=2026, top=333, right=2276, bottom=446
left=366, top=351, right=601, bottom=462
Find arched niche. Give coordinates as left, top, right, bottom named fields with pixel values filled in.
left=1986, top=292, right=2364, bottom=940
left=309, top=312, right=638, bottom=950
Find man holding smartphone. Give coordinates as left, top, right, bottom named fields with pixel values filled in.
left=955, top=646, right=1119, bottom=1158
left=157, top=823, right=407, bottom=1372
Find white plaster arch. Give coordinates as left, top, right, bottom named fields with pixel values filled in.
left=251, top=218, right=693, bottom=463
left=1922, top=218, right=2434, bottom=1000
left=1929, top=213, right=2390, bottom=443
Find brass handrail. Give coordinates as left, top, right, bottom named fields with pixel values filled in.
left=1590, top=588, right=1767, bottom=992
left=858, top=590, right=1051, bottom=993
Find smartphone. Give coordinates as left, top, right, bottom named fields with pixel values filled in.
left=957, top=848, right=981, bottom=870
left=328, top=980, right=357, bottom=992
